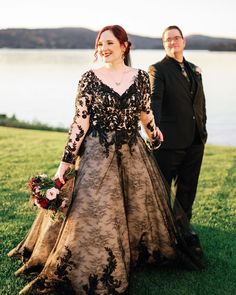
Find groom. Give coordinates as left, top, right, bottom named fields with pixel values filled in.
left=148, top=25, right=207, bottom=222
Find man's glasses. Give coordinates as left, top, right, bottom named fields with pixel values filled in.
left=163, top=36, right=183, bottom=43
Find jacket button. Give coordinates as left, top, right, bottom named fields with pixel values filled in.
left=193, top=116, right=195, bottom=119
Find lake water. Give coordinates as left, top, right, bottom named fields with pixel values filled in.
left=0, top=49, right=236, bottom=146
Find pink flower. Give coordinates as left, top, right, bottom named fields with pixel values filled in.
left=46, top=187, right=60, bottom=200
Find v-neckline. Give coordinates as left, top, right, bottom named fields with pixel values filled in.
left=91, top=69, right=140, bottom=97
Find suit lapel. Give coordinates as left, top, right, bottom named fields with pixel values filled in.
left=186, top=61, right=200, bottom=102
left=166, top=58, right=192, bottom=95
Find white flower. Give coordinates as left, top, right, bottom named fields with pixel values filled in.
left=195, top=66, right=202, bottom=74
left=34, top=199, right=41, bottom=208
left=60, top=198, right=69, bottom=208
left=40, top=174, right=48, bottom=178
left=46, top=187, right=60, bottom=200
left=35, top=186, right=40, bottom=193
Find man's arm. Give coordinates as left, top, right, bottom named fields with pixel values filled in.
left=148, top=64, right=164, bottom=126
left=198, top=69, right=207, bottom=135
left=202, top=90, right=207, bottom=138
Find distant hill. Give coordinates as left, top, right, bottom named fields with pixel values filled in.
left=185, top=34, right=236, bottom=51
left=0, top=27, right=236, bottom=51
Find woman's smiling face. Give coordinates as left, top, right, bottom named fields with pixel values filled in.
left=97, top=30, right=126, bottom=64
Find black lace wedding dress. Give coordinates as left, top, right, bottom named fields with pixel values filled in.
left=8, top=69, right=204, bottom=295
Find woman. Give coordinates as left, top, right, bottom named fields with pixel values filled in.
left=9, top=25, right=204, bottom=295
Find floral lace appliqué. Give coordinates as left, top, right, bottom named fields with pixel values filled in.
left=62, top=69, right=156, bottom=163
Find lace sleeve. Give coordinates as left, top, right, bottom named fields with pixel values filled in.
left=140, top=71, right=159, bottom=146
left=61, top=73, right=92, bottom=164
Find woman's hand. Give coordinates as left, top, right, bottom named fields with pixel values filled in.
left=55, top=162, right=71, bottom=184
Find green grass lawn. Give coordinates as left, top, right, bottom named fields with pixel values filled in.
left=0, top=126, right=236, bottom=295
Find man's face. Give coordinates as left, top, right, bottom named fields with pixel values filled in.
left=163, top=29, right=185, bottom=57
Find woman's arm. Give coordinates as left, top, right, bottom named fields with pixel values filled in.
left=140, top=111, right=163, bottom=149
left=55, top=75, right=91, bottom=182
left=140, top=71, right=163, bottom=149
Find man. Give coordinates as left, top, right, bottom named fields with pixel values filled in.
left=148, top=25, right=207, bottom=222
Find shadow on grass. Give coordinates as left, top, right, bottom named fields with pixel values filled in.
left=129, top=225, right=236, bottom=295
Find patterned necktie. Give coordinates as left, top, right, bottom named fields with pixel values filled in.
left=179, top=63, right=190, bottom=82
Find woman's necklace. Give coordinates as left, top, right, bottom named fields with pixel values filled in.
left=108, top=69, right=130, bottom=86
left=114, top=80, right=122, bottom=86
left=113, top=78, right=124, bottom=86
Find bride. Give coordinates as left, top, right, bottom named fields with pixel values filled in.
left=8, top=25, right=204, bottom=295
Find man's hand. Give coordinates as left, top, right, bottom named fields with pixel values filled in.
left=156, top=127, right=164, bottom=142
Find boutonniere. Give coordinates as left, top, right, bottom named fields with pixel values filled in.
left=189, top=63, right=202, bottom=76
left=193, top=66, right=202, bottom=76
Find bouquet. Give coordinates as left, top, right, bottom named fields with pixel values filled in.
left=27, top=168, right=75, bottom=219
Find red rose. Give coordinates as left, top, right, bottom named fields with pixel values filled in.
left=28, top=176, right=41, bottom=189
left=37, top=198, right=49, bottom=209
left=54, top=178, right=63, bottom=189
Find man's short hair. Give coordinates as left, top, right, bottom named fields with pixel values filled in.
left=162, top=25, right=184, bottom=40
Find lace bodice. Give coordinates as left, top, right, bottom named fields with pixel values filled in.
left=62, top=69, right=157, bottom=163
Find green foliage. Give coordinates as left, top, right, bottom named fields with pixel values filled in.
left=0, top=114, right=67, bottom=132
left=0, top=127, right=236, bottom=295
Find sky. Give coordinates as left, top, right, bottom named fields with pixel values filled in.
left=0, top=0, right=236, bottom=39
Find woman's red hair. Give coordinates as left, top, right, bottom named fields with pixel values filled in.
left=94, top=25, right=132, bottom=66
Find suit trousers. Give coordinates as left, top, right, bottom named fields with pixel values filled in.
left=153, top=143, right=205, bottom=221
